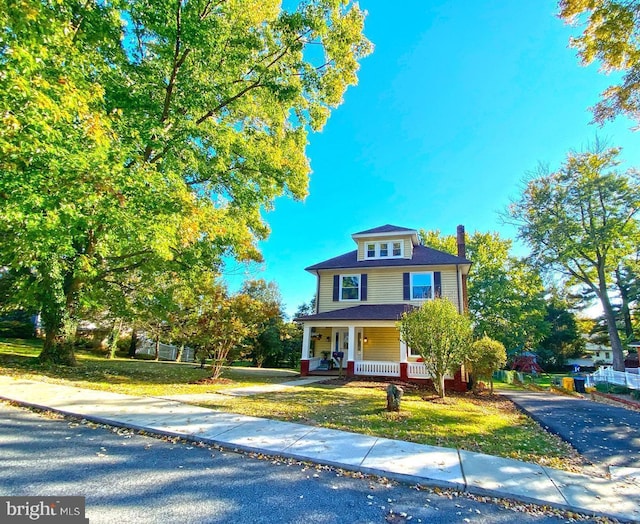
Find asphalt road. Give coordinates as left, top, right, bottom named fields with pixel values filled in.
left=0, top=403, right=582, bottom=524
left=501, top=389, right=640, bottom=470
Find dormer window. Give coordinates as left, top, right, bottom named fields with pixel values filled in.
left=364, top=239, right=404, bottom=259
left=367, top=244, right=375, bottom=258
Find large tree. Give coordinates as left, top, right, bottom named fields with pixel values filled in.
left=419, top=230, right=548, bottom=351
left=509, top=145, right=640, bottom=370
left=559, top=0, right=640, bottom=126
left=0, top=0, right=371, bottom=364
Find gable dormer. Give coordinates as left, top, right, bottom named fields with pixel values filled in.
left=351, top=224, right=419, bottom=262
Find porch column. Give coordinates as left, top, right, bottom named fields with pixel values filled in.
left=347, top=325, right=355, bottom=377
left=301, top=325, right=311, bottom=376
left=400, top=340, right=409, bottom=381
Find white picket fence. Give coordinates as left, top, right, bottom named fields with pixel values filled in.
left=135, top=338, right=195, bottom=362
left=590, top=366, right=640, bottom=390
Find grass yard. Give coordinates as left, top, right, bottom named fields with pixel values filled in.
left=0, top=338, right=298, bottom=396
left=0, top=338, right=583, bottom=471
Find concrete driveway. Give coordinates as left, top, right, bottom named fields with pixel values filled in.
left=501, top=389, right=640, bottom=470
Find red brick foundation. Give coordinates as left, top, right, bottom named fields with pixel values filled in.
left=347, top=361, right=355, bottom=377
left=300, top=360, right=310, bottom=376
left=400, top=362, right=408, bottom=381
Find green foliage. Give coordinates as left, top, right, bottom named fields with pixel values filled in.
left=559, top=0, right=640, bottom=125
left=419, top=229, right=548, bottom=351
left=195, top=284, right=266, bottom=379
left=537, top=292, right=585, bottom=370
left=509, top=144, right=640, bottom=371
left=0, top=0, right=371, bottom=364
left=397, top=298, right=472, bottom=398
left=469, top=336, right=507, bottom=393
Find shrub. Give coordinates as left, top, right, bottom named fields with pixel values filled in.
left=595, top=383, right=631, bottom=394
left=0, top=320, right=35, bottom=338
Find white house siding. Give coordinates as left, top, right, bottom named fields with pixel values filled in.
left=317, top=266, right=461, bottom=313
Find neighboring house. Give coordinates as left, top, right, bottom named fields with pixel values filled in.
left=585, top=342, right=614, bottom=365
left=296, top=224, right=471, bottom=390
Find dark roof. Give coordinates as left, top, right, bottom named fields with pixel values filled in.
left=353, top=224, right=416, bottom=235
left=295, top=304, right=416, bottom=322
left=305, top=244, right=470, bottom=271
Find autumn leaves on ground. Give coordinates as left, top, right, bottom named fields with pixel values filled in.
left=0, top=338, right=582, bottom=473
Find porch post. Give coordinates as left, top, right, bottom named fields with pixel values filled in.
left=347, top=325, right=355, bottom=377
left=400, top=339, right=409, bottom=381
left=301, top=325, right=311, bottom=376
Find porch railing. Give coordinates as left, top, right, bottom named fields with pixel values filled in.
left=308, top=357, right=323, bottom=371
left=355, top=360, right=400, bottom=377
left=407, top=362, right=431, bottom=379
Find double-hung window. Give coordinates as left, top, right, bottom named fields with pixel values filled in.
left=340, top=275, right=360, bottom=301
left=411, top=272, right=433, bottom=300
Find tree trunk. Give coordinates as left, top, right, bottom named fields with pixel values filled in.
left=108, top=319, right=122, bottom=359
left=37, top=261, right=79, bottom=366
left=438, top=374, right=446, bottom=398
left=598, top=270, right=625, bottom=371
left=154, top=335, right=160, bottom=361
left=39, top=317, right=77, bottom=366
left=176, top=343, right=184, bottom=363
left=128, top=329, right=138, bottom=358
left=616, top=268, right=634, bottom=339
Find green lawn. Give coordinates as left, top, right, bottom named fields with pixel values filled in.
left=0, top=338, right=298, bottom=396
left=0, top=338, right=583, bottom=471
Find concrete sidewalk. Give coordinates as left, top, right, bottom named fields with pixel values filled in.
left=1, top=376, right=639, bottom=522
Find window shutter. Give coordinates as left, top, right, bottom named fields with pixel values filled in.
left=333, top=275, right=339, bottom=301
left=434, top=271, right=441, bottom=298
left=361, top=274, right=367, bottom=301
left=403, top=273, right=410, bottom=300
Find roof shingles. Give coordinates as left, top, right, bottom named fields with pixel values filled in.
left=305, top=244, right=470, bottom=272
left=295, top=304, right=416, bottom=322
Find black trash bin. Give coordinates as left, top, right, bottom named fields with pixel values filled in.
left=573, top=377, right=586, bottom=393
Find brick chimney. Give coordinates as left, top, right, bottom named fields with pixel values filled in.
left=456, top=225, right=466, bottom=258
left=456, top=225, right=469, bottom=311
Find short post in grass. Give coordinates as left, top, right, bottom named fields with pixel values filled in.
left=386, top=384, right=403, bottom=412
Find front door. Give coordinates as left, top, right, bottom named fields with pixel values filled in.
left=333, top=328, right=363, bottom=367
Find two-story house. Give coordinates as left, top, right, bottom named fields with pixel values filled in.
left=296, top=224, right=472, bottom=390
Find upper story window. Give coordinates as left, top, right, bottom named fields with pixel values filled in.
left=364, top=239, right=404, bottom=259
left=340, top=275, right=360, bottom=301
left=411, top=272, right=433, bottom=300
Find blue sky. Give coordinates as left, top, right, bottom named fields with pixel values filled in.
left=227, top=0, right=640, bottom=317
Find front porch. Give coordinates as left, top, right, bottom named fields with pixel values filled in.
left=299, top=322, right=467, bottom=389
